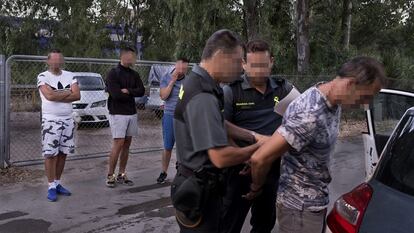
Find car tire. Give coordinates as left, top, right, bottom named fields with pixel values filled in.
left=102, top=120, right=110, bottom=128
left=76, top=122, right=84, bottom=130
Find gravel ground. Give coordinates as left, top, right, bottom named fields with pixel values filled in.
left=8, top=110, right=163, bottom=165
left=0, top=167, right=43, bottom=186
left=339, top=119, right=367, bottom=138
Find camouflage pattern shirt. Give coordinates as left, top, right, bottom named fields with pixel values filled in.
left=276, top=86, right=341, bottom=211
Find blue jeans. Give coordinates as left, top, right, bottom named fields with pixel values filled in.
left=162, top=114, right=175, bottom=150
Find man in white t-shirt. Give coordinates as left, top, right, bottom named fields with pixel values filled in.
left=37, top=49, right=80, bottom=202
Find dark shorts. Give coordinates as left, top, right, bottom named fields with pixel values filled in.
left=162, top=114, right=175, bottom=150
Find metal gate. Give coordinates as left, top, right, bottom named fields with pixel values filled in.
left=0, top=55, right=6, bottom=168
left=2, top=55, right=176, bottom=166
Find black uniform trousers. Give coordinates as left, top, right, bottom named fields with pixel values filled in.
left=221, top=163, right=279, bottom=233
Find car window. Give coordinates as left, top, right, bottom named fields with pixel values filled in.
left=75, top=76, right=105, bottom=91
left=373, top=93, right=414, bottom=136
left=376, top=113, right=414, bottom=196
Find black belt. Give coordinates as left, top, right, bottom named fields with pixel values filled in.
left=177, top=164, right=195, bottom=178
left=177, top=163, right=221, bottom=179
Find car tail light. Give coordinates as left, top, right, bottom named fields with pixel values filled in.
left=327, top=183, right=373, bottom=233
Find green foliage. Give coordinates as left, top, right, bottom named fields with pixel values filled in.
left=138, top=0, right=177, bottom=61
left=169, top=0, right=244, bottom=61
left=0, top=0, right=112, bottom=57
left=1, top=0, right=414, bottom=82
left=260, top=0, right=296, bottom=74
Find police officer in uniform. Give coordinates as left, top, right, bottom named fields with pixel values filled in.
left=171, top=30, right=265, bottom=233
left=221, top=39, right=300, bottom=233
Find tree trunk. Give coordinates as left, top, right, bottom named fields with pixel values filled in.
left=341, top=0, right=352, bottom=51
left=296, top=0, right=310, bottom=74
left=243, top=0, right=259, bottom=40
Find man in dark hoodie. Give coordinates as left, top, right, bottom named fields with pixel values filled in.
left=105, top=46, right=145, bottom=188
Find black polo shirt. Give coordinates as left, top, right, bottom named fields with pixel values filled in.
left=173, top=65, right=228, bottom=170
left=223, top=74, right=294, bottom=142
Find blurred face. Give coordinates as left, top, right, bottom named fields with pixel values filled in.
left=213, top=46, right=244, bottom=83
left=120, top=51, right=137, bottom=68
left=243, top=51, right=273, bottom=83
left=335, top=77, right=382, bottom=108
left=47, top=52, right=64, bottom=71
left=175, top=60, right=189, bottom=76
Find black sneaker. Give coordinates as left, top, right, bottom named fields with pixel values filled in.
left=156, top=172, right=167, bottom=184
left=106, top=174, right=116, bottom=188
left=117, top=173, right=134, bottom=186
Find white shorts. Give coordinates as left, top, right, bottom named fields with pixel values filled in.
left=41, top=117, right=75, bottom=157
left=109, top=114, right=139, bottom=139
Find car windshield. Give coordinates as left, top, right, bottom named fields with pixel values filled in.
left=376, top=112, right=414, bottom=196
left=75, top=76, right=105, bottom=91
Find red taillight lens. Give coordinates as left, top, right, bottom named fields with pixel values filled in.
left=327, top=183, right=373, bottom=233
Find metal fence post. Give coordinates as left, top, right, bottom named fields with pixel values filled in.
left=5, top=56, right=11, bottom=167
left=0, top=55, right=5, bottom=169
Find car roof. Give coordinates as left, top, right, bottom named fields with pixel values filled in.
left=72, top=72, right=102, bottom=77
left=380, top=88, right=414, bottom=97
left=380, top=89, right=414, bottom=115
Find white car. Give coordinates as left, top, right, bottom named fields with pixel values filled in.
left=327, top=88, right=414, bottom=233
left=362, top=89, right=414, bottom=179
left=72, top=72, right=109, bottom=125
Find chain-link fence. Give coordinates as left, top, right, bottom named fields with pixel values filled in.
left=5, top=55, right=179, bottom=166
left=0, top=55, right=6, bottom=169
left=2, top=55, right=414, bottom=166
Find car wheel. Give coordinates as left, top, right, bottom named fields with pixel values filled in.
left=102, top=120, right=110, bottom=128
left=76, top=122, right=84, bottom=130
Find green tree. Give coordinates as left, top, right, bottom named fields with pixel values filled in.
left=260, top=0, right=296, bottom=73
left=52, top=0, right=111, bottom=57
left=169, top=0, right=243, bottom=61
left=1, top=0, right=111, bottom=57
left=296, top=0, right=311, bottom=74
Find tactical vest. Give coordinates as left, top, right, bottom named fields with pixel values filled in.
left=229, top=75, right=293, bottom=112
left=174, top=71, right=224, bottom=123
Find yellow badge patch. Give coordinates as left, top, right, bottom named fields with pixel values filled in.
left=274, top=96, right=279, bottom=105
left=178, top=84, right=184, bottom=100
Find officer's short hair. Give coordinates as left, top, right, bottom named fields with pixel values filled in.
left=177, top=57, right=190, bottom=63
left=47, top=49, right=62, bottom=59
left=245, top=39, right=273, bottom=59
left=120, top=46, right=137, bottom=55
left=201, top=29, right=244, bottom=60
left=337, top=56, right=387, bottom=86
